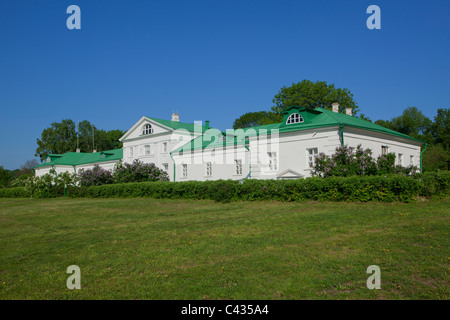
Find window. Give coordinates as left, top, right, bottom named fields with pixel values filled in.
left=410, top=155, right=414, bottom=166
left=286, top=113, right=304, bottom=124
left=130, top=147, right=134, bottom=158
left=268, top=152, right=278, bottom=170
left=307, top=148, right=318, bottom=168
left=163, top=142, right=168, bottom=153
left=163, top=163, right=169, bottom=172
left=182, top=164, right=188, bottom=178
left=144, top=145, right=151, bottom=155
left=235, top=159, right=242, bottom=175
left=398, top=153, right=403, bottom=166
left=381, top=145, right=389, bottom=155
left=143, top=124, right=153, bottom=135
left=206, top=162, right=212, bottom=177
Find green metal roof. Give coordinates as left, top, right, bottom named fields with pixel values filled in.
left=174, top=132, right=247, bottom=153
left=33, top=148, right=123, bottom=169
left=147, top=117, right=210, bottom=133
left=173, top=106, right=424, bottom=152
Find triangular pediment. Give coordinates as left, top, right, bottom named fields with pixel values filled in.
left=277, top=169, right=304, bottom=179
left=119, top=117, right=173, bottom=141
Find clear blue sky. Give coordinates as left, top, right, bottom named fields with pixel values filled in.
left=1, top=0, right=449, bottom=170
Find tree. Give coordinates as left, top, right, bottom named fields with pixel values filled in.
left=271, top=80, right=359, bottom=115
left=389, top=107, right=432, bottom=141
left=35, top=119, right=77, bottom=161
left=0, top=166, right=13, bottom=188
left=19, top=159, right=39, bottom=175
left=422, top=144, right=450, bottom=171
left=430, top=108, right=450, bottom=149
left=232, top=111, right=280, bottom=129
left=36, top=120, right=125, bottom=161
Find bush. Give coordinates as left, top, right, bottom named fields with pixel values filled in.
left=66, top=171, right=450, bottom=203
left=4, top=170, right=449, bottom=202
left=113, top=160, right=169, bottom=183
left=78, top=165, right=113, bottom=186
left=313, top=144, right=419, bottom=177
left=0, top=187, right=29, bottom=198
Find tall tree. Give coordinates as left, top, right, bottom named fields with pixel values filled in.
left=36, top=120, right=124, bottom=161
left=431, top=108, right=450, bottom=149
left=0, top=166, right=12, bottom=188
left=390, top=107, right=432, bottom=141
left=233, top=111, right=281, bottom=129
left=35, top=119, right=77, bottom=161
left=271, top=80, right=359, bottom=115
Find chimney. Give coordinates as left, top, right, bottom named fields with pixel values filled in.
left=345, top=108, right=353, bottom=116
left=332, top=102, right=339, bottom=113
left=171, top=113, right=179, bottom=122
left=205, top=120, right=210, bottom=129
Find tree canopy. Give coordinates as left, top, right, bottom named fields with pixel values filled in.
left=232, top=111, right=281, bottom=130
left=271, top=80, right=359, bottom=115
left=232, top=80, right=359, bottom=129
left=35, top=120, right=125, bottom=161
left=375, top=107, right=449, bottom=171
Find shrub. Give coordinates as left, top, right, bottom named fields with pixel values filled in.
left=313, top=144, right=419, bottom=177
left=112, top=160, right=169, bottom=183
left=0, top=187, right=29, bottom=198
left=78, top=165, right=113, bottom=186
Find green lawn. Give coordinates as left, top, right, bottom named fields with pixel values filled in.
left=0, top=198, right=448, bottom=299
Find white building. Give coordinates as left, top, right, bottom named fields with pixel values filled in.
left=34, top=106, right=425, bottom=180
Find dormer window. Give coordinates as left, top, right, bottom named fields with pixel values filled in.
left=143, top=124, right=153, bottom=135
left=286, top=113, right=304, bottom=124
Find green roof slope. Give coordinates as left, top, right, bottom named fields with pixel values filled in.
left=33, top=149, right=123, bottom=169
left=147, top=117, right=210, bottom=133
left=174, top=106, right=424, bottom=152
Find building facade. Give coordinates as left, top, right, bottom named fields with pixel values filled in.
left=34, top=106, right=424, bottom=180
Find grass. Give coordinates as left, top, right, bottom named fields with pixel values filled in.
left=0, top=198, right=448, bottom=300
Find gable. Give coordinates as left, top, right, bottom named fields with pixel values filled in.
left=120, top=117, right=173, bottom=141
left=277, top=169, right=304, bottom=179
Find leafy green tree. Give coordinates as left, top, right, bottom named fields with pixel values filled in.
left=422, top=144, right=450, bottom=171
left=35, top=119, right=77, bottom=161
left=36, top=120, right=125, bottom=161
left=232, top=111, right=280, bottom=129
left=271, top=80, right=359, bottom=115
left=0, top=166, right=13, bottom=188
left=389, top=107, right=432, bottom=141
left=430, top=108, right=449, bottom=149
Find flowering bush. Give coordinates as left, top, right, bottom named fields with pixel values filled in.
left=78, top=165, right=113, bottom=186
left=312, top=144, right=419, bottom=178
left=112, top=160, right=169, bottom=184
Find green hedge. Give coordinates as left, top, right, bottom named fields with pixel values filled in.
left=0, top=187, right=30, bottom=198
left=2, top=171, right=449, bottom=203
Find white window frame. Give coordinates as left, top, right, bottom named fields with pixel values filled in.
left=307, top=148, right=318, bottom=168
left=267, top=152, right=278, bottom=171
left=163, top=142, right=168, bottom=153
left=410, top=155, right=414, bottom=166
left=143, top=123, right=153, bottom=135
left=129, top=147, right=134, bottom=158
left=144, top=145, right=151, bottom=155
left=286, top=113, right=304, bottom=125
left=398, top=153, right=403, bottom=166
left=163, top=163, right=169, bottom=172
left=206, top=162, right=212, bottom=177
left=182, top=164, right=188, bottom=178
left=235, top=159, right=243, bottom=175
left=381, top=145, right=389, bottom=156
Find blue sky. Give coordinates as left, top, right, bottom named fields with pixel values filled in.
left=1, top=0, right=449, bottom=170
